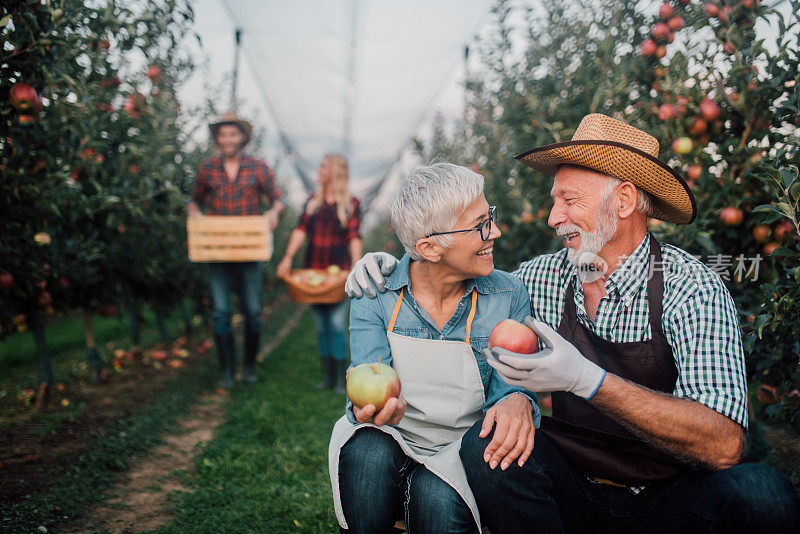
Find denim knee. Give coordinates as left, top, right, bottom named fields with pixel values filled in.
left=405, top=466, right=474, bottom=534
left=339, top=428, right=407, bottom=488
left=718, top=463, right=800, bottom=530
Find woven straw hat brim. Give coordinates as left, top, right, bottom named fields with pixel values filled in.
left=209, top=119, right=252, bottom=147
left=515, top=140, right=696, bottom=224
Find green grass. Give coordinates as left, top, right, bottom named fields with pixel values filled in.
left=161, top=311, right=343, bottom=533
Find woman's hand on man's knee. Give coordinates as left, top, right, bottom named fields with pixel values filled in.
left=354, top=394, right=407, bottom=426
left=479, top=393, right=535, bottom=470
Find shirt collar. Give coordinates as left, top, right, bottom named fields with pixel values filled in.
left=605, top=233, right=651, bottom=306
left=385, top=254, right=495, bottom=295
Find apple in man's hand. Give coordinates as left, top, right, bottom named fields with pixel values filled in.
left=346, top=363, right=401, bottom=412
left=489, top=319, right=539, bottom=354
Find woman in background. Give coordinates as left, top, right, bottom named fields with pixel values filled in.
left=277, top=154, right=362, bottom=393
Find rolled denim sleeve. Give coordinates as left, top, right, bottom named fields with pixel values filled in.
left=484, top=279, right=541, bottom=428
left=345, top=288, right=392, bottom=423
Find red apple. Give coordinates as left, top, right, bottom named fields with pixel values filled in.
left=520, top=210, right=535, bottom=223
left=699, top=98, right=720, bottom=122
left=719, top=6, right=733, bottom=23
left=655, top=46, right=667, bottom=59
left=34, top=232, right=51, bottom=245
left=146, top=65, right=161, bottom=82
left=752, top=224, right=771, bottom=243
left=9, top=83, right=39, bottom=112
left=723, top=41, right=735, bottom=55
left=658, top=3, right=674, bottom=19
left=762, top=241, right=781, bottom=256
left=37, top=290, right=52, bottom=308
left=667, top=16, right=685, bottom=31
left=346, top=363, right=401, bottom=412
left=704, top=3, right=720, bottom=17
left=720, top=207, right=744, bottom=226
left=652, top=22, right=671, bottom=41
left=658, top=104, right=676, bottom=121
left=774, top=220, right=795, bottom=241
left=96, top=39, right=111, bottom=51
left=688, top=118, right=708, bottom=136
left=741, top=0, right=758, bottom=9
left=489, top=319, right=539, bottom=354
left=687, top=165, right=702, bottom=181
left=0, top=272, right=13, bottom=290
left=640, top=39, right=658, bottom=57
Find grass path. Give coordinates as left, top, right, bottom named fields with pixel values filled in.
left=159, top=310, right=344, bottom=533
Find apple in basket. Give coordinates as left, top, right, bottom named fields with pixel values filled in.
left=488, top=319, right=539, bottom=354
left=346, top=363, right=401, bottom=412
left=327, top=265, right=342, bottom=276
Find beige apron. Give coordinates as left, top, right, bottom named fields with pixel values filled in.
left=329, top=289, right=485, bottom=531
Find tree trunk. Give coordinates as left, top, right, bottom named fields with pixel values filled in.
left=85, top=310, right=103, bottom=384
left=127, top=294, right=142, bottom=347
left=155, top=306, right=169, bottom=342
left=29, top=307, right=53, bottom=386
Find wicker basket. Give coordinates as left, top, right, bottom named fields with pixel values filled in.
left=281, top=268, right=348, bottom=304
left=187, top=215, right=272, bottom=262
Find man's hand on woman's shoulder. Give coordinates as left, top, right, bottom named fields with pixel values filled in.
left=345, top=252, right=399, bottom=298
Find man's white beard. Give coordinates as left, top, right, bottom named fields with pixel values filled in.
left=564, top=197, right=618, bottom=268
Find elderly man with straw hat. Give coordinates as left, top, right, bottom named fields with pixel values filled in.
left=188, top=111, right=284, bottom=389
left=345, top=114, right=800, bottom=531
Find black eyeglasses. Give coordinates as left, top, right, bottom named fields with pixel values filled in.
left=425, top=206, right=497, bottom=241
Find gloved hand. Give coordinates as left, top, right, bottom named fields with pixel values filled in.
left=344, top=252, right=399, bottom=298
left=484, top=317, right=606, bottom=400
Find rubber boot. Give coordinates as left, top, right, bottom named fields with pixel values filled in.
left=333, top=359, right=347, bottom=395
left=241, top=327, right=260, bottom=383
left=316, top=357, right=335, bottom=390
left=215, top=332, right=235, bottom=390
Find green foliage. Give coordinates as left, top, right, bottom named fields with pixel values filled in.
left=418, top=0, right=800, bottom=429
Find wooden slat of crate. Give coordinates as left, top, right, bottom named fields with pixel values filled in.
left=187, top=215, right=272, bottom=262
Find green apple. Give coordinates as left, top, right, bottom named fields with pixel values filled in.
left=346, top=363, right=401, bottom=412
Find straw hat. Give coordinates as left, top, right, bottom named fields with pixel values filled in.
left=514, top=113, right=696, bottom=224
left=209, top=110, right=252, bottom=147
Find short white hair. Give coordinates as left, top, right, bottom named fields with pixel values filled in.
left=388, top=163, right=485, bottom=261
left=599, top=174, right=654, bottom=217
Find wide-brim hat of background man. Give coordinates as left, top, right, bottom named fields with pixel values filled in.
left=208, top=110, right=252, bottom=148
left=514, top=113, right=696, bottom=224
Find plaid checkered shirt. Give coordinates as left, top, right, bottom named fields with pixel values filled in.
left=296, top=197, right=362, bottom=270
left=191, top=154, right=282, bottom=215
left=513, top=233, right=749, bottom=429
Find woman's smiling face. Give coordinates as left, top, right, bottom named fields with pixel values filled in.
left=438, top=194, right=501, bottom=279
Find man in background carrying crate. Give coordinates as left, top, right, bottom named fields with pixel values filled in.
left=187, top=111, right=284, bottom=389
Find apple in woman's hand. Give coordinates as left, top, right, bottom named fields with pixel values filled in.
left=489, top=319, right=539, bottom=354
left=346, top=363, right=401, bottom=411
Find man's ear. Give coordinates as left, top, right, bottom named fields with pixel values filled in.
left=415, top=238, right=442, bottom=263
left=616, top=181, right=639, bottom=219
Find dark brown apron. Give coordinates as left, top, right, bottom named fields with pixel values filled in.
left=540, top=234, right=689, bottom=484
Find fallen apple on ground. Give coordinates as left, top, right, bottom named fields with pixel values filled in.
left=489, top=319, right=539, bottom=354
left=346, top=362, right=401, bottom=412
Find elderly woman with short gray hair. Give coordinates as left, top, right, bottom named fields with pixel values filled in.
left=327, top=163, right=539, bottom=533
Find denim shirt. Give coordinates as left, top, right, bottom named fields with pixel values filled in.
left=346, top=254, right=541, bottom=426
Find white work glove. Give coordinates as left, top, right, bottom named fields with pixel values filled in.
left=344, top=252, right=398, bottom=298
left=484, top=317, right=606, bottom=400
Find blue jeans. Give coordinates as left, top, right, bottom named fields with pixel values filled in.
left=339, top=427, right=475, bottom=534
left=310, top=300, right=348, bottom=360
left=205, top=262, right=263, bottom=335
left=459, top=421, right=800, bottom=533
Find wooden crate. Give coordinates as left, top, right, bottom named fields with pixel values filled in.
left=187, top=215, right=272, bottom=262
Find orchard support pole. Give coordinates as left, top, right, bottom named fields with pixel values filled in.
left=85, top=310, right=103, bottom=384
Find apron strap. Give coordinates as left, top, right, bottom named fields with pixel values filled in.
left=388, top=290, right=404, bottom=333
left=387, top=287, right=478, bottom=344
left=465, top=289, right=477, bottom=345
